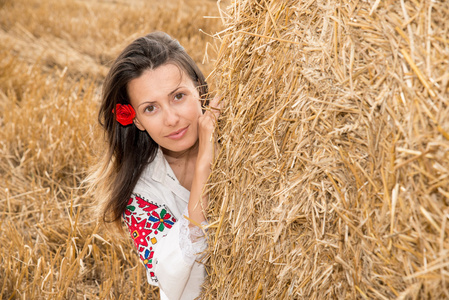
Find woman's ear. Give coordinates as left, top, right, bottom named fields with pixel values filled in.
left=133, top=117, right=145, bottom=131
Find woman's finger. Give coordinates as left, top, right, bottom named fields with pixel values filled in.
left=209, top=95, right=222, bottom=118
left=199, top=111, right=216, bottom=131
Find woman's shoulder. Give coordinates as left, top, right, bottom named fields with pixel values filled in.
left=132, top=147, right=187, bottom=219
left=124, top=193, right=176, bottom=222
left=123, top=193, right=178, bottom=238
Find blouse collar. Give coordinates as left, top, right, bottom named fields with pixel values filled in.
left=149, top=148, right=190, bottom=204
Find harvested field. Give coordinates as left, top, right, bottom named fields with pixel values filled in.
left=205, top=0, right=449, bottom=299
left=0, top=0, right=222, bottom=298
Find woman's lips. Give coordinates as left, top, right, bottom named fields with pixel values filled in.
left=166, top=126, right=188, bottom=140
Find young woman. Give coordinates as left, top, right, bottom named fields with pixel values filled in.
left=90, top=32, right=219, bottom=299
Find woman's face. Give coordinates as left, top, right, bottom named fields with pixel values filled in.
left=127, top=63, right=202, bottom=155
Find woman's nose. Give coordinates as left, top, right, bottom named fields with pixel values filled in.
left=163, top=107, right=180, bottom=126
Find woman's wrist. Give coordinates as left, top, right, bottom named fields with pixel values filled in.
left=194, top=158, right=212, bottom=178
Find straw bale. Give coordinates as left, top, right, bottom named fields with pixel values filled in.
left=205, top=0, right=449, bottom=298
left=0, top=0, right=223, bottom=298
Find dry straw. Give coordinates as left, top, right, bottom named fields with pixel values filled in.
left=205, top=0, right=449, bottom=298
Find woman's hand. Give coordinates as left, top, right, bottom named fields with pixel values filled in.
left=187, top=96, right=221, bottom=226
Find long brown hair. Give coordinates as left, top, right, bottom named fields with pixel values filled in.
left=92, top=32, right=208, bottom=229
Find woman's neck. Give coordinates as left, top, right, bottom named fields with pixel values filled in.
left=162, top=141, right=199, bottom=163
left=162, top=142, right=199, bottom=190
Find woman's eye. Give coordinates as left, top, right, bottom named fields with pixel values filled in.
left=174, top=93, right=184, bottom=101
left=144, top=105, right=156, bottom=113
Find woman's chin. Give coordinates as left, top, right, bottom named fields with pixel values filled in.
left=161, top=140, right=198, bottom=157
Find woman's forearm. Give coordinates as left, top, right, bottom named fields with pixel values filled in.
left=187, top=164, right=210, bottom=226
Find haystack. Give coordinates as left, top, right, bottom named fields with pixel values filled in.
left=0, top=0, right=222, bottom=298
left=205, top=0, right=449, bottom=298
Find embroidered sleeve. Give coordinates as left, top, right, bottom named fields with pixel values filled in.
left=178, top=207, right=208, bottom=264
left=122, top=194, right=177, bottom=285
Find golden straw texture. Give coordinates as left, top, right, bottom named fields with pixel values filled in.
left=205, top=0, right=449, bottom=298
left=0, top=0, right=222, bottom=298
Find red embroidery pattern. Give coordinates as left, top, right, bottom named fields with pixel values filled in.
left=123, top=193, right=177, bottom=284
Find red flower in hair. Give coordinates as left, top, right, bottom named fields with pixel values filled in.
left=113, top=103, right=136, bottom=126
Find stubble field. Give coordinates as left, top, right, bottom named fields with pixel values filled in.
left=0, top=0, right=222, bottom=298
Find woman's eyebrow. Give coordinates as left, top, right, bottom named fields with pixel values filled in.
left=168, top=86, right=184, bottom=96
left=137, top=101, right=156, bottom=108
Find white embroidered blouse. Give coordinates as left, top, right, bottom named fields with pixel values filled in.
left=122, top=148, right=207, bottom=300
